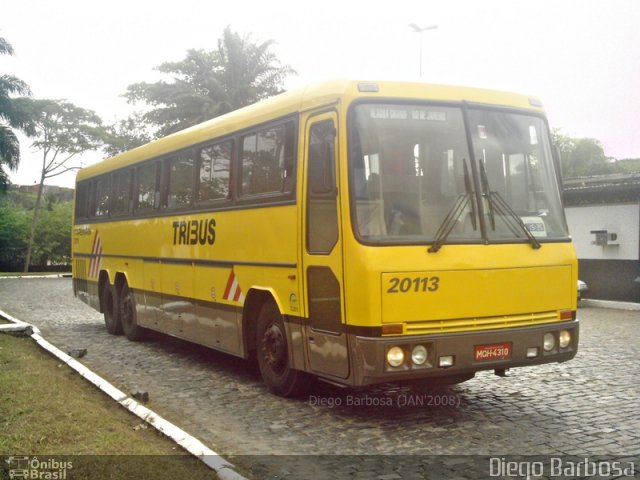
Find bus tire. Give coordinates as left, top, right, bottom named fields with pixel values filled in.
left=256, top=300, right=310, bottom=397
left=102, top=283, right=123, bottom=335
left=120, top=283, right=147, bottom=342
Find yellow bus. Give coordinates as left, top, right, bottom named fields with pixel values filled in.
left=72, top=79, right=579, bottom=396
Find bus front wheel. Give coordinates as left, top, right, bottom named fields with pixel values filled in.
left=120, top=283, right=146, bottom=342
left=256, top=300, right=310, bottom=397
left=102, top=284, right=123, bottom=335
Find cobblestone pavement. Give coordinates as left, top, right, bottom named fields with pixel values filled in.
left=1, top=278, right=638, bottom=478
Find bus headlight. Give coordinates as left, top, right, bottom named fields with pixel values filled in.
left=558, top=330, right=571, bottom=348
left=411, top=345, right=428, bottom=365
left=386, top=346, right=405, bottom=367
left=543, top=333, right=555, bottom=352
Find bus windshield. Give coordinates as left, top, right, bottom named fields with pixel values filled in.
left=349, top=103, right=569, bottom=245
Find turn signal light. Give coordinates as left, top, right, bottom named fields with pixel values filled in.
left=382, top=324, right=403, bottom=335
left=559, top=310, right=574, bottom=321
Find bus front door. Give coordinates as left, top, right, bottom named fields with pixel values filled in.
left=302, top=112, right=349, bottom=379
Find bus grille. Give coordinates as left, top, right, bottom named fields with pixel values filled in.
left=404, top=311, right=562, bottom=335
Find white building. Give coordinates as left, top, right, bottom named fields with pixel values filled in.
left=563, top=174, right=640, bottom=303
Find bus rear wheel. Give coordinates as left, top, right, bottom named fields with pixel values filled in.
left=256, top=300, right=310, bottom=397
left=120, top=283, right=146, bottom=341
left=102, top=283, right=123, bottom=335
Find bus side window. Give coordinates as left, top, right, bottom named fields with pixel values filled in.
left=111, top=169, right=133, bottom=216
left=165, top=152, right=195, bottom=209
left=240, top=121, right=295, bottom=197
left=198, top=141, right=231, bottom=203
left=136, top=161, right=160, bottom=211
left=94, top=176, right=110, bottom=217
left=74, top=183, right=89, bottom=221
left=282, top=121, right=296, bottom=193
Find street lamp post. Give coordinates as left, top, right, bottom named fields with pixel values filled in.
left=409, top=23, right=438, bottom=78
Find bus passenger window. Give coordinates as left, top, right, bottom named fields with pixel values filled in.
left=166, top=153, right=194, bottom=209
left=240, top=122, right=295, bottom=197
left=112, top=170, right=132, bottom=216
left=94, top=177, right=110, bottom=217
left=198, top=141, right=231, bottom=202
left=282, top=122, right=296, bottom=193
left=136, top=162, right=159, bottom=211
left=74, top=183, right=89, bottom=220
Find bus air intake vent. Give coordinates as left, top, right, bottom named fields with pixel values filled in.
left=405, top=311, right=561, bottom=335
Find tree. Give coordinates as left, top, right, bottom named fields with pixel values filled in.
left=552, top=129, right=613, bottom=178
left=124, top=27, right=295, bottom=138
left=0, top=36, right=33, bottom=192
left=571, top=138, right=610, bottom=176
left=615, top=158, right=640, bottom=173
left=0, top=188, right=73, bottom=271
left=103, top=112, right=153, bottom=157
left=12, top=98, right=105, bottom=272
left=32, top=200, right=72, bottom=267
left=0, top=197, right=29, bottom=270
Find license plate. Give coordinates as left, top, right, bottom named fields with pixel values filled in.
left=474, top=343, right=512, bottom=362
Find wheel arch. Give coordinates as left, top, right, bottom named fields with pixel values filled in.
left=114, top=271, right=130, bottom=294
left=242, top=287, right=282, bottom=358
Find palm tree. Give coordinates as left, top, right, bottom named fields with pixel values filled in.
left=123, top=27, right=295, bottom=138
left=214, top=27, right=295, bottom=114
left=0, top=36, right=32, bottom=191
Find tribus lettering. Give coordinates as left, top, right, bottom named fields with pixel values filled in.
left=172, top=219, right=216, bottom=245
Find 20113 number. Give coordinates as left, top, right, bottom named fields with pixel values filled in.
left=387, top=276, right=440, bottom=294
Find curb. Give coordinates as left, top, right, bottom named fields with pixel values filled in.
left=0, top=309, right=248, bottom=480
left=580, top=299, right=640, bottom=311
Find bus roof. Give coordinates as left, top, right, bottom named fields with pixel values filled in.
left=77, top=79, right=544, bottom=182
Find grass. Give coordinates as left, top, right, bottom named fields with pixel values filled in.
left=0, top=333, right=218, bottom=479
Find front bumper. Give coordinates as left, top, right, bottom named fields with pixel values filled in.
left=351, top=320, right=579, bottom=386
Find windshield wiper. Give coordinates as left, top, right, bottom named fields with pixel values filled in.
left=462, top=158, right=477, bottom=231
left=428, top=194, right=470, bottom=253
left=429, top=159, right=477, bottom=253
left=479, top=159, right=495, bottom=230
left=478, top=160, right=541, bottom=249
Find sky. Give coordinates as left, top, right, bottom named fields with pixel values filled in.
left=2, top=0, right=640, bottom=188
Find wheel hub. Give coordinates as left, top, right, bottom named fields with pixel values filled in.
left=262, top=323, right=287, bottom=373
